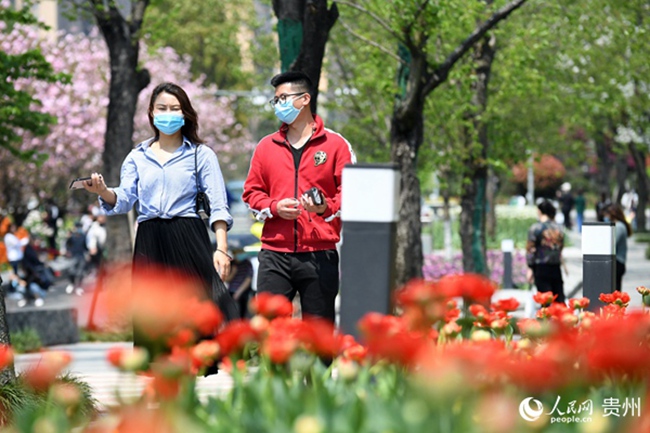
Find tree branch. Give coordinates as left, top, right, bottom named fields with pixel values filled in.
left=330, top=43, right=390, bottom=148
left=129, top=0, right=150, bottom=35
left=338, top=18, right=404, bottom=64
left=132, top=0, right=149, bottom=24
left=336, top=0, right=405, bottom=43
left=402, top=0, right=430, bottom=45
left=326, top=1, right=340, bottom=31
left=422, top=0, right=528, bottom=96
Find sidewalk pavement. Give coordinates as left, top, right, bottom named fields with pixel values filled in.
left=13, top=342, right=234, bottom=411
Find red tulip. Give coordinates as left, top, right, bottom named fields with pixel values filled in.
left=249, top=292, right=293, bottom=319
left=0, top=344, right=13, bottom=370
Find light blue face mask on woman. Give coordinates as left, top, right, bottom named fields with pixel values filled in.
left=274, top=98, right=303, bottom=124
left=154, top=113, right=185, bottom=135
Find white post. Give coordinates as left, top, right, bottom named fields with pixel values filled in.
left=340, top=164, right=400, bottom=337
left=582, top=222, right=616, bottom=309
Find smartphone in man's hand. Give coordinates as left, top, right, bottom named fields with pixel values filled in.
left=69, top=177, right=91, bottom=190
left=304, top=187, right=323, bottom=206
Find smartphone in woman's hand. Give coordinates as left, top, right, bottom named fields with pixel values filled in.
left=69, top=177, right=91, bottom=190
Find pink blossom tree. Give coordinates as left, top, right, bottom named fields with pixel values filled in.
left=0, top=23, right=253, bottom=219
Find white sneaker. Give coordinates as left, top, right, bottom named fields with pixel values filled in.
left=34, top=298, right=44, bottom=307
left=17, top=299, right=27, bottom=308
left=65, top=284, right=74, bottom=294
left=75, top=288, right=84, bottom=296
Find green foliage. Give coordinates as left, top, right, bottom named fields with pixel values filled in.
left=633, top=232, right=650, bottom=243
left=198, top=357, right=482, bottom=433
left=9, top=329, right=42, bottom=354
left=79, top=327, right=133, bottom=343
left=0, top=373, right=97, bottom=426
left=0, top=2, right=69, bottom=162
left=425, top=212, right=537, bottom=250
left=0, top=378, right=40, bottom=426
left=142, top=0, right=264, bottom=91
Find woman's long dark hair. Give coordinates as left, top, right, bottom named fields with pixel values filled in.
left=148, top=82, right=204, bottom=144
left=605, top=204, right=632, bottom=237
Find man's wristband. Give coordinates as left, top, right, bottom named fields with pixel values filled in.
left=216, top=249, right=233, bottom=261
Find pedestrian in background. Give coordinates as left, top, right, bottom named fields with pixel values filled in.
left=574, top=188, right=586, bottom=233
left=243, top=71, right=355, bottom=324
left=558, top=182, right=574, bottom=231
left=65, top=221, right=88, bottom=294
left=224, top=248, right=253, bottom=319
left=43, top=198, right=60, bottom=253
left=603, top=204, right=632, bottom=292
left=595, top=192, right=611, bottom=222
left=85, top=214, right=107, bottom=276
left=19, top=234, right=53, bottom=307
left=526, top=200, right=566, bottom=303
left=4, top=222, right=27, bottom=274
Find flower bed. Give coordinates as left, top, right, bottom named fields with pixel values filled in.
left=1, top=268, right=649, bottom=432
left=423, top=249, right=529, bottom=288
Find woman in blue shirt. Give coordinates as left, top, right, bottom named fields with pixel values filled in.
left=82, top=82, right=239, bottom=341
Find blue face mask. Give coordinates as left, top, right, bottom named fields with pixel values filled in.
left=154, top=113, right=185, bottom=135
left=274, top=98, right=303, bottom=124
left=604, top=217, right=611, bottom=223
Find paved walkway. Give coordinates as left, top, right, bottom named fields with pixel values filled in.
left=13, top=342, right=234, bottom=411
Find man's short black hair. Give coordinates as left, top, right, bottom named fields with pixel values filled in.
left=270, top=71, right=313, bottom=94
left=537, top=199, right=557, bottom=219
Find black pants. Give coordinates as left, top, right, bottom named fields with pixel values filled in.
left=257, top=249, right=339, bottom=323
left=615, top=260, right=626, bottom=292
left=533, top=264, right=565, bottom=304
left=133, top=217, right=238, bottom=368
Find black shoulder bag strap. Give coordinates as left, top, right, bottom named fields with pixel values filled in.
left=194, top=145, right=211, bottom=219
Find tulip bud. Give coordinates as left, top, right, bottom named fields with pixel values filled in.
left=51, top=382, right=82, bottom=408
left=33, top=417, right=57, bottom=433
left=294, top=415, right=324, bottom=433
left=250, top=315, right=270, bottom=334
left=337, top=358, right=359, bottom=381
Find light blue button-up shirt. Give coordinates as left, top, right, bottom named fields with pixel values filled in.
left=99, top=137, right=233, bottom=231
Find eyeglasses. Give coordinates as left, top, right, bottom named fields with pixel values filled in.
left=269, top=92, right=306, bottom=107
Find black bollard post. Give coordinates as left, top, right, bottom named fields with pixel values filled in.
left=582, top=222, right=616, bottom=311
left=501, top=239, right=514, bottom=289
left=339, top=163, right=400, bottom=339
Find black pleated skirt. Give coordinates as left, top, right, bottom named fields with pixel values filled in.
left=133, top=217, right=239, bottom=322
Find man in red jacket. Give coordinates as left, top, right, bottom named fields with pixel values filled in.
left=243, top=71, right=355, bottom=323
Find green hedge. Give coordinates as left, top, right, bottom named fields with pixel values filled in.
left=634, top=232, right=650, bottom=243
left=10, top=329, right=42, bottom=354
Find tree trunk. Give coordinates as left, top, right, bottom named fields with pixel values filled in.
left=273, top=0, right=338, bottom=112
left=459, top=33, right=495, bottom=275
left=629, top=142, right=649, bottom=232
left=0, top=286, right=15, bottom=385
left=391, top=101, right=424, bottom=288
left=442, top=183, right=453, bottom=260
left=614, top=151, right=628, bottom=204
left=93, top=2, right=151, bottom=261
left=486, top=169, right=499, bottom=239
left=594, top=131, right=613, bottom=198
left=460, top=176, right=480, bottom=272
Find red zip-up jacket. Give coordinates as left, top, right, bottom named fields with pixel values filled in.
left=243, top=114, right=355, bottom=253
